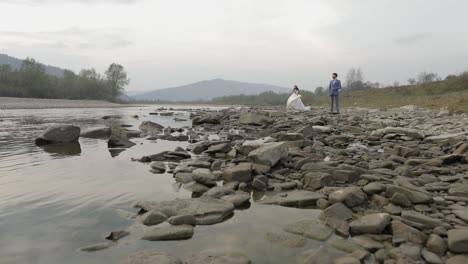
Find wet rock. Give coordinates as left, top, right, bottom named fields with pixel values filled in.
left=192, top=174, right=217, bottom=187
left=138, top=210, right=168, bottom=226
left=248, top=142, right=288, bottom=167
left=174, top=172, right=194, bottom=183
left=35, top=124, right=81, bottom=145
left=223, top=163, right=252, bottom=183
left=349, top=213, right=391, bottom=234
left=142, top=225, right=194, bottom=241
left=120, top=251, right=182, bottom=264
left=284, top=219, right=333, bottom=241
left=80, top=127, right=111, bottom=138
left=185, top=249, right=251, bottom=264
left=139, top=121, right=164, bottom=133
left=390, top=192, right=412, bottom=207
left=184, top=182, right=210, bottom=193
left=300, top=247, right=333, bottom=264
left=453, top=209, right=468, bottom=222
left=328, top=236, right=362, bottom=253
left=80, top=242, right=115, bottom=252
left=252, top=178, right=267, bottom=191
left=265, top=231, right=307, bottom=248
left=205, top=143, right=232, bottom=154
left=329, top=187, right=367, bottom=208
left=108, top=129, right=136, bottom=148
left=362, top=182, right=385, bottom=195
left=259, top=190, right=325, bottom=207
left=202, top=186, right=235, bottom=198
left=136, top=197, right=234, bottom=225
left=448, top=229, right=468, bottom=253
left=106, top=230, right=130, bottom=241
left=150, top=161, right=166, bottom=173
left=371, top=127, right=424, bottom=140
left=447, top=255, right=468, bottom=264
left=239, top=113, right=271, bottom=126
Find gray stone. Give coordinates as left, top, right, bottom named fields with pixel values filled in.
left=283, top=219, right=333, bottom=241
left=426, top=234, right=447, bottom=256
left=80, top=242, right=115, bottom=252
left=383, top=203, right=402, bottom=215
left=329, top=187, right=367, bottom=208
left=351, top=235, right=384, bottom=251
left=35, top=124, right=81, bottom=145
left=220, top=192, right=250, bottom=207
left=142, top=225, right=194, bottom=241
left=453, top=209, right=468, bottom=222
left=192, top=113, right=223, bottom=125
left=106, top=230, right=130, bottom=241
left=448, top=229, right=468, bottom=253
left=390, top=192, right=412, bottom=207
left=205, top=143, right=232, bottom=154
left=252, top=178, right=267, bottom=191
left=139, top=121, right=164, bottom=132
left=223, top=163, right=252, bottom=183
left=391, top=221, right=428, bottom=245
left=138, top=210, right=168, bottom=226
left=335, top=256, right=360, bottom=264
left=303, top=172, right=333, bottom=190
left=447, top=255, right=468, bottom=264
left=449, top=184, right=468, bottom=198
left=202, top=186, right=235, bottom=198
left=371, top=127, right=424, bottom=139
left=401, top=210, right=443, bottom=229
left=150, top=161, right=166, bottom=173
left=185, top=249, right=251, bottom=264
left=174, top=172, right=194, bottom=183
left=120, top=251, right=182, bottom=264
left=259, top=190, right=325, bottom=207
left=248, top=142, right=288, bottom=167
left=349, top=213, right=391, bottom=234
left=167, top=215, right=197, bottom=226
left=386, top=185, right=433, bottom=204
left=135, top=198, right=234, bottom=225
left=239, top=113, right=271, bottom=126
left=184, top=182, right=210, bottom=193
left=363, top=182, right=385, bottom=195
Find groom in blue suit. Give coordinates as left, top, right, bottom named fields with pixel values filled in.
left=329, top=73, right=342, bottom=113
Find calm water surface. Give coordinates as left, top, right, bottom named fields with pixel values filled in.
left=0, top=106, right=332, bottom=264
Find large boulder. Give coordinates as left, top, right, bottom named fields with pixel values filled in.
left=329, top=187, right=367, bottom=208
left=80, top=127, right=111, bottom=138
left=239, top=113, right=271, bottom=126
left=248, top=142, right=288, bottom=167
left=185, top=249, right=251, bottom=264
left=35, top=124, right=80, bottom=145
left=349, top=213, right=391, bottom=234
left=135, top=198, right=234, bottom=225
left=108, top=129, right=136, bottom=148
left=120, top=251, right=182, bottom=264
left=139, top=121, right=164, bottom=133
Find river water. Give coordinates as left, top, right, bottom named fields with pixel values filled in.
left=0, top=106, right=337, bottom=264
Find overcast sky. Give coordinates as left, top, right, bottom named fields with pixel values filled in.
left=1, top=0, right=467, bottom=91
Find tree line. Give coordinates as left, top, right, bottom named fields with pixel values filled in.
left=0, top=58, right=129, bottom=101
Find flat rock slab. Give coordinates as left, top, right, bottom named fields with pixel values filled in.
left=121, top=251, right=182, bottom=264
left=259, top=190, right=325, bottom=207
left=142, top=225, right=194, bottom=241
left=265, top=231, right=307, bottom=248
left=135, top=198, right=235, bottom=225
left=448, top=229, right=468, bottom=254
left=284, top=219, right=333, bottom=241
left=186, top=249, right=251, bottom=264
left=349, top=213, right=391, bottom=234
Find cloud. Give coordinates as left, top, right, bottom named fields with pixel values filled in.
left=0, top=27, right=133, bottom=50
left=394, top=33, right=431, bottom=45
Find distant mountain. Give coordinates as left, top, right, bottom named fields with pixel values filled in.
left=0, top=53, right=65, bottom=78
left=132, top=79, right=290, bottom=101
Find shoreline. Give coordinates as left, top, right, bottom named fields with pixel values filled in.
left=0, top=97, right=130, bottom=109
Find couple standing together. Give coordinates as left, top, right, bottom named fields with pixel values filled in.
left=286, top=73, right=342, bottom=113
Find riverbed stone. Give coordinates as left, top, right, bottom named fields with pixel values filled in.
left=35, top=124, right=81, bottom=145
left=448, top=229, right=468, bottom=253
left=248, top=142, right=288, bottom=167
left=391, top=221, right=428, bottom=245
left=349, top=213, right=391, bottom=234
left=426, top=234, right=447, bottom=256
left=135, top=197, right=234, bottom=225
left=329, top=187, right=367, bottom=208
left=239, top=113, right=271, bottom=126
left=401, top=210, right=443, bottom=229
left=142, top=225, right=194, bottom=241
left=223, top=163, right=252, bottom=183
left=80, top=127, right=111, bottom=138
left=258, top=190, right=324, bottom=207
left=265, top=231, right=307, bottom=248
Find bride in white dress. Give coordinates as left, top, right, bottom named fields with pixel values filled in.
left=287, top=85, right=310, bottom=111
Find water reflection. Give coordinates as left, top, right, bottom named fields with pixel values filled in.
left=39, top=142, right=82, bottom=157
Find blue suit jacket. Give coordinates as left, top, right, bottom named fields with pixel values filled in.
left=329, top=79, right=342, bottom=95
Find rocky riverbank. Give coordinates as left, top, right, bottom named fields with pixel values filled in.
left=37, top=105, right=468, bottom=263
left=0, top=97, right=126, bottom=109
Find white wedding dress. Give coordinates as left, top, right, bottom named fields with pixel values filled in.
left=287, top=93, right=310, bottom=111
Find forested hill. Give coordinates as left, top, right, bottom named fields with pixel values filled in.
left=0, top=53, right=64, bottom=78
left=0, top=55, right=129, bottom=101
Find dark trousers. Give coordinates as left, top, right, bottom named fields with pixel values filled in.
left=330, top=94, right=339, bottom=112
